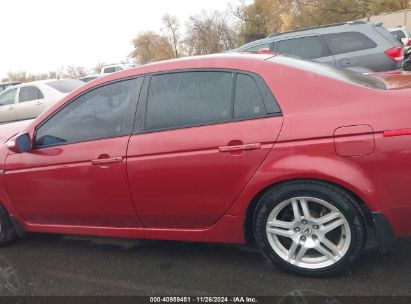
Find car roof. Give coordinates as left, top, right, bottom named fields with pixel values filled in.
left=239, top=21, right=378, bottom=49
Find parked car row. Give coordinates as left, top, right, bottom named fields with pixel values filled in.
left=232, top=21, right=404, bottom=73
left=0, top=79, right=83, bottom=123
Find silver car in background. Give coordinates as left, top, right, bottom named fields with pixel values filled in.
left=0, top=79, right=84, bottom=123
left=232, top=21, right=403, bottom=72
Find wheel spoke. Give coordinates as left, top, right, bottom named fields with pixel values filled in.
left=287, top=241, right=299, bottom=262
left=317, top=212, right=342, bottom=225
left=322, top=218, right=345, bottom=234
left=291, top=200, right=301, bottom=220
left=267, top=219, right=294, bottom=230
left=267, top=228, right=293, bottom=238
left=299, top=198, right=311, bottom=219
left=321, top=237, right=342, bottom=258
left=315, top=242, right=337, bottom=262
left=294, top=241, right=308, bottom=265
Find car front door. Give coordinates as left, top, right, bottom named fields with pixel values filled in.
left=4, top=78, right=143, bottom=227
left=0, top=88, right=18, bottom=123
left=15, top=86, right=45, bottom=120
left=127, top=71, right=283, bottom=228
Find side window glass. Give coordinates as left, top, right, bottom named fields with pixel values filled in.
left=245, top=43, right=271, bottom=51
left=234, top=74, right=267, bottom=120
left=322, top=32, right=377, bottom=55
left=277, top=36, right=331, bottom=59
left=145, top=72, right=232, bottom=131
left=19, top=86, right=43, bottom=103
left=35, top=78, right=142, bottom=148
left=0, top=89, right=17, bottom=106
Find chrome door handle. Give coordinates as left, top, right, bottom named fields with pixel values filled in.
left=35, top=101, right=43, bottom=105
left=8, top=106, right=14, bottom=110
left=91, top=156, right=123, bottom=165
left=219, top=143, right=261, bottom=153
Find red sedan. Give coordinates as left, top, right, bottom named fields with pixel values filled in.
left=0, top=53, right=410, bottom=277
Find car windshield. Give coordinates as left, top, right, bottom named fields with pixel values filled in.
left=270, top=55, right=387, bottom=90
left=46, top=79, right=84, bottom=93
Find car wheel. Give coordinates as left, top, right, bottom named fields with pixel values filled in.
left=0, top=205, right=17, bottom=246
left=253, top=180, right=366, bottom=277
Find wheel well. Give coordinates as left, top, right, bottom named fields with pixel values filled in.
left=244, top=178, right=374, bottom=246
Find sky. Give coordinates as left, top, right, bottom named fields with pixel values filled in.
left=0, top=0, right=234, bottom=79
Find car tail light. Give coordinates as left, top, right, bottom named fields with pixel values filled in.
left=385, top=47, right=404, bottom=62
left=407, top=39, right=411, bottom=46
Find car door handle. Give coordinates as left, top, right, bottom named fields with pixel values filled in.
left=219, top=143, right=261, bottom=153
left=91, top=156, right=123, bottom=165
left=35, top=101, right=43, bottom=105
left=8, top=106, right=14, bottom=110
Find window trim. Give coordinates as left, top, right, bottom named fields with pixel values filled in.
left=33, top=76, right=144, bottom=150
left=133, top=68, right=282, bottom=135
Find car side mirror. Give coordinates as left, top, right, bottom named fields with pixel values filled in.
left=7, top=133, right=32, bottom=153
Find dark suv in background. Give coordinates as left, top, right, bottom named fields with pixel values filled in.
left=232, top=21, right=403, bottom=72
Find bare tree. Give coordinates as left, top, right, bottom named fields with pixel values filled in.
left=185, top=11, right=240, bottom=55
left=162, top=14, right=181, bottom=58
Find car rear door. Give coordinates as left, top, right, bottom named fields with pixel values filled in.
left=127, top=70, right=283, bottom=228
left=321, top=32, right=381, bottom=70
left=273, top=35, right=336, bottom=66
left=0, top=88, right=18, bottom=123
left=15, top=86, right=45, bottom=120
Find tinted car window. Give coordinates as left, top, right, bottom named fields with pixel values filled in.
left=47, top=79, right=84, bottom=93
left=35, top=78, right=142, bottom=147
left=103, top=67, right=116, bottom=74
left=19, top=86, right=44, bottom=103
left=234, top=74, right=267, bottom=119
left=322, top=32, right=377, bottom=55
left=0, top=88, right=17, bottom=106
left=146, top=72, right=232, bottom=131
left=245, top=43, right=271, bottom=51
left=276, top=36, right=331, bottom=59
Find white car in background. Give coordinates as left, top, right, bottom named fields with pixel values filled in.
left=388, top=26, right=411, bottom=49
left=0, top=79, right=84, bottom=123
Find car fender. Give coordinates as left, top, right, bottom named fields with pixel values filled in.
left=226, top=141, right=385, bottom=217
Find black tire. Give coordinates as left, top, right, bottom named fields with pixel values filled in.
left=0, top=205, right=17, bottom=246
left=253, top=180, right=366, bottom=277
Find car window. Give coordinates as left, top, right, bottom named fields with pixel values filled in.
left=19, top=86, right=44, bottom=103
left=276, top=36, right=331, bottom=59
left=322, top=32, right=377, bottom=55
left=391, top=30, right=406, bottom=41
left=47, top=79, right=84, bottom=93
left=115, top=66, right=124, bottom=72
left=245, top=43, right=271, bottom=51
left=35, top=78, right=143, bottom=148
left=0, top=88, right=17, bottom=106
left=103, top=67, right=116, bottom=74
left=145, top=72, right=232, bottom=131
left=234, top=74, right=267, bottom=120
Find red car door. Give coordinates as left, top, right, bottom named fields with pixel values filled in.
left=4, top=78, right=143, bottom=227
left=127, top=71, right=283, bottom=228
